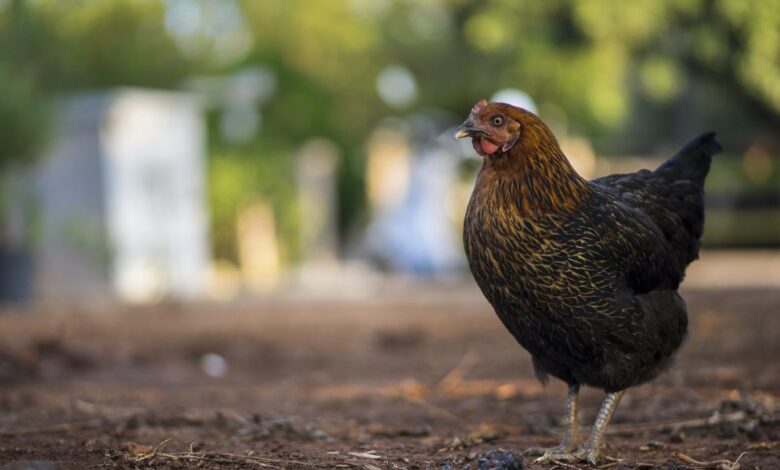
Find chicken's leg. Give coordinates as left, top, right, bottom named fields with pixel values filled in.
left=524, top=384, right=581, bottom=458
left=578, top=390, right=624, bottom=465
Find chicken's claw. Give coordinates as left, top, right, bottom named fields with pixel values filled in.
left=532, top=447, right=604, bottom=466
left=532, top=450, right=579, bottom=465
left=522, top=442, right=578, bottom=457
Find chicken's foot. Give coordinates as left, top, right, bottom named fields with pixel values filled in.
left=525, top=385, right=581, bottom=459
left=533, top=389, right=624, bottom=466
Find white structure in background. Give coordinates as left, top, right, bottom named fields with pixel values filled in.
left=490, top=88, right=537, bottom=113
left=364, top=119, right=464, bottom=275
left=296, top=139, right=342, bottom=288
left=36, top=89, right=210, bottom=303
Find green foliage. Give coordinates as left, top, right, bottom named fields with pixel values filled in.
left=0, top=0, right=49, bottom=167
left=208, top=140, right=300, bottom=263
left=0, top=65, right=50, bottom=167
left=34, top=0, right=193, bottom=89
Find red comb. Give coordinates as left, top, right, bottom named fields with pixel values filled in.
left=471, top=99, right=488, bottom=115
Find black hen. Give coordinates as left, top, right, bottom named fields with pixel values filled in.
left=456, top=100, right=722, bottom=464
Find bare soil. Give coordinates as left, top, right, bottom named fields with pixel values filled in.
left=0, top=286, right=778, bottom=469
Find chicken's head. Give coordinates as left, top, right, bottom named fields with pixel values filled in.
left=454, top=100, right=536, bottom=157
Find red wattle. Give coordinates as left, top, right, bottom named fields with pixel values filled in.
left=480, top=139, right=499, bottom=155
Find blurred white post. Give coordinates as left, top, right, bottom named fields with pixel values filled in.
left=35, top=89, right=210, bottom=304
left=297, top=139, right=339, bottom=283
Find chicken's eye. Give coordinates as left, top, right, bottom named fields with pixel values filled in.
left=491, top=116, right=504, bottom=127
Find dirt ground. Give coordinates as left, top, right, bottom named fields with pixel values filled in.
left=0, top=285, right=778, bottom=469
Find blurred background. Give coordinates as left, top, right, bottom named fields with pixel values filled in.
left=1, top=2, right=780, bottom=467
left=0, top=0, right=778, bottom=304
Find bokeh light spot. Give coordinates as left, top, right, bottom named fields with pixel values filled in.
left=376, top=65, right=418, bottom=109
left=640, top=56, right=683, bottom=103
left=164, top=0, right=202, bottom=36
left=464, top=12, right=507, bottom=51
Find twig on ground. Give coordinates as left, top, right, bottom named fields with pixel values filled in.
left=135, top=437, right=173, bottom=462
left=747, top=441, right=780, bottom=450
left=607, top=411, right=780, bottom=436
left=675, top=450, right=748, bottom=470
left=436, top=349, right=479, bottom=390
left=596, top=461, right=620, bottom=469
left=347, top=451, right=383, bottom=460
left=549, top=460, right=586, bottom=470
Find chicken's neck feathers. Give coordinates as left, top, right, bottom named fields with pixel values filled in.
left=478, top=137, right=590, bottom=218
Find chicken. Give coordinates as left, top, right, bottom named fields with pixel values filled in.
left=455, top=100, right=722, bottom=465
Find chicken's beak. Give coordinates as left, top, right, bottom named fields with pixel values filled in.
left=455, top=121, right=477, bottom=139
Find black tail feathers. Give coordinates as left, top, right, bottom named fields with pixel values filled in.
left=655, top=132, right=723, bottom=185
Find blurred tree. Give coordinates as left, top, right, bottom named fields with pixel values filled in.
left=0, top=65, right=50, bottom=171
left=0, top=0, right=51, bottom=169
